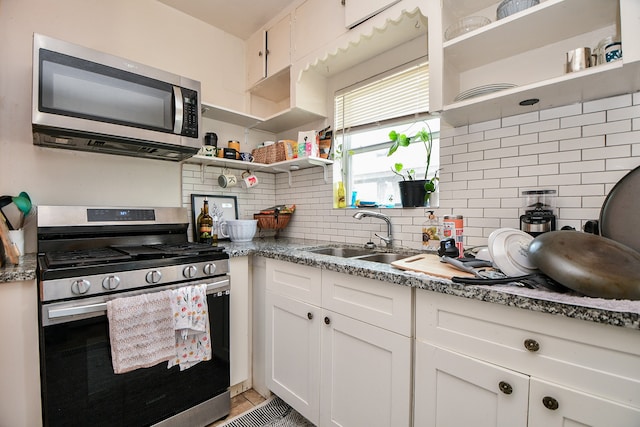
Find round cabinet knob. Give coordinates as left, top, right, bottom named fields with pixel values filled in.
left=102, top=275, right=121, bottom=290
left=183, top=265, right=198, bottom=279
left=307, top=312, right=313, bottom=320
left=498, top=381, right=513, bottom=395
left=145, top=270, right=162, bottom=284
left=203, top=263, right=217, bottom=276
left=542, top=396, right=559, bottom=411
left=71, top=279, right=91, bottom=295
left=324, top=316, right=331, bottom=325
left=524, top=339, right=540, bottom=352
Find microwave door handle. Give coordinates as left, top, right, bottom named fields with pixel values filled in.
left=173, top=86, right=183, bottom=134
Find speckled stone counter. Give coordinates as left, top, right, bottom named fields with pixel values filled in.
left=0, top=254, right=37, bottom=283
left=223, top=238, right=640, bottom=330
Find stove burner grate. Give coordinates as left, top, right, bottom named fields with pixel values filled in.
left=45, top=247, right=132, bottom=268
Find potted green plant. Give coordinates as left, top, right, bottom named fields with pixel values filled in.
left=388, top=124, right=438, bottom=207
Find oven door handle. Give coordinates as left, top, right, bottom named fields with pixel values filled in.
left=47, top=278, right=230, bottom=320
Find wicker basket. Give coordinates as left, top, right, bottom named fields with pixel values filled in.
left=254, top=213, right=292, bottom=230
left=251, top=141, right=294, bottom=164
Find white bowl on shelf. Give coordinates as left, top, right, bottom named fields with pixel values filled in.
left=444, top=16, right=491, bottom=41
left=497, top=0, right=540, bottom=20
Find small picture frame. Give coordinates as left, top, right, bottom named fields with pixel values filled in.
left=190, top=194, right=238, bottom=241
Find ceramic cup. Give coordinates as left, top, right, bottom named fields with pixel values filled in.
left=228, top=140, right=240, bottom=159
left=240, top=152, right=254, bottom=162
left=218, top=173, right=237, bottom=188
left=605, top=42, right=622, bottom=62
left=242, top=171, right=259, bottom=188
left=223, top=148, right=237, bottom=159
left=8, top=229, right=24, bottom=256
left=199, top=145, right=217, bottom=157
left=566, top=47, right=591, bottom=73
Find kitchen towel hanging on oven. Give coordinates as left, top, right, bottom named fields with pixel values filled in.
left=106, top=290, right=175, bottom=374
left=168, top=284, right=212, bottom=371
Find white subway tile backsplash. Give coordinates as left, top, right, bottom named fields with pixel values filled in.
left=182, top=92, right=639, bottom=249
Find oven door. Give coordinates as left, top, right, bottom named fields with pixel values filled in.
left=39, top=279, right=230, bottom=427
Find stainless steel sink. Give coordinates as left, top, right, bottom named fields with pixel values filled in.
left=304, top=246, right=418, bottom=264
left=356, top=253, right=413, bottom=264
left=305, top=247, right=375, bottom=258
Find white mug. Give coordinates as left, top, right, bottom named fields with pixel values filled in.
left=242, top=171, right=259, bottom=188
left=218, top=173, right=237, bottom=188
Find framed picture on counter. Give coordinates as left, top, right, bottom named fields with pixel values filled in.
left=190, top=194, right=238, bottom=241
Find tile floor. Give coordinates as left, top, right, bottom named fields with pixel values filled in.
left=208, top=389, right=267, bottom=427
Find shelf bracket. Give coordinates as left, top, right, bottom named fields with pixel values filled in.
left=271, top=167, right=292, bottom=186
left=308, top=159, right=329, bottom=183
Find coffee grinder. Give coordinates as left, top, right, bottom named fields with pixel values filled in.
left=520, top=189, right=557, bottom=236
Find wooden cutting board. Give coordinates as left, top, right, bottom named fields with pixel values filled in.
left=391, top=254, right=475, bottom=279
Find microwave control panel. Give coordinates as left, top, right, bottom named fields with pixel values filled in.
left=181, top=88, right=199, bottom=138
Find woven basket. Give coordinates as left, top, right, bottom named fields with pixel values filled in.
left=251, top=141, right=294, bottom=164
left=254, top=213, right=292, bottom=230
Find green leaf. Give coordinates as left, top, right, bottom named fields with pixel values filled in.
left=398, top=134, right=410, bottom=147
left=393, top=163, right=404, bottom=173
left=389, top=130, right=399, bottom=141
left=424, top=181, right=436, bottom=192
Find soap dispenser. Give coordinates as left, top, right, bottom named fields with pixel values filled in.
left=422, top=210, right=440, bottom=249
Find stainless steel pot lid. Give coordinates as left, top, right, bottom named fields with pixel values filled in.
left=599, top=166, right=640, bottom=253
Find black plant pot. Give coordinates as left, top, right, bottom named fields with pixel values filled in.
left=398, top=180, right=431, bottom=207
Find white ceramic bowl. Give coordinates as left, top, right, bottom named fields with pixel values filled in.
left=223, top=220, right=258, bottom=242
left=497, top=0, right=539, bottom=20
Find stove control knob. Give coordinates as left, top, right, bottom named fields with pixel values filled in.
left=102, top=275, right=121, bottom=290
left=183, top=265, right=198, bottom=279
left=145, top=270, right=162, bottom=284
left=71, top=279, right=91, bottom=295
left=203, top=263, right=217, bottom=276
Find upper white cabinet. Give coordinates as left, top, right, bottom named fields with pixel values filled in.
left=291, top=0, right=347, bottom=63
left=344, top=0, right=402, bottom=29
left=438, top=0, right=640, bottom=126
left=247, top=14, right=291, bottom=88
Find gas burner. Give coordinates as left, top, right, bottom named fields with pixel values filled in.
left=45, top=247, right=132, bottom=268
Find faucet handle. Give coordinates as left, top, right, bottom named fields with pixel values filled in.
left=375, top=233, right=392, bottom=246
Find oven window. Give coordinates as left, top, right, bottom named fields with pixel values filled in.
left=41, top=293, right=229, bottom=426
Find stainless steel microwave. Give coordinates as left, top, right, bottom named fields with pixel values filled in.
left=32, top=33, right=201, bottom=161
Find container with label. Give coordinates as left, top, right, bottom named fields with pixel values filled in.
left=443, top=214, right=463, bottom=257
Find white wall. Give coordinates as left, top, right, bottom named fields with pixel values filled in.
left=0, top=0, right=246, bottom=252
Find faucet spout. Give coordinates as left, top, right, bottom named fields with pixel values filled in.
left=352, top=210, right=393, bottom=247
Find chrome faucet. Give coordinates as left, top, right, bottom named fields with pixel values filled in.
left=353, top=210, right=393, bottom=247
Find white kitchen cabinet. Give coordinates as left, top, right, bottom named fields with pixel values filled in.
left=247, top=14, right=291, bottom=88
left=344, top=0, right=402, bottom=29
left=265, top=259, right=412, bottom=427
left=229, top=256, right=250, bottom=386
left=415, top=342, right=529, bottom=427
left=414, top=290, right=640, bottom=427
left=291, top=0, right=347, bottom=63
left=438, top=0, right=640, bottom=126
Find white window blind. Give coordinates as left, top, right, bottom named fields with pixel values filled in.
left=335, top=62, right=429, bottom=130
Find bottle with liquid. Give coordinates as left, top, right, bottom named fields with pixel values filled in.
left=337, top=182, right=346, bottom=208
left=198, top=199, right=213, bottom=244
left=422, top=210, right=441, bottom=249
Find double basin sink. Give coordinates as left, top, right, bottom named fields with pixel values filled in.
left=303, top=246, right=418, bottom=264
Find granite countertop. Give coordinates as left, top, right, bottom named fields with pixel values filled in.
left=0, top=254, right=37, bottom=283
left=224, top=238, right=640, bottom=330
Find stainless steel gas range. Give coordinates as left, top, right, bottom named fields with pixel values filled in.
left=36, top=205, right=231, bottom=427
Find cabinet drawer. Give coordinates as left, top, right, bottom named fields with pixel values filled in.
left=322, top=270, right=411, bottom=336
left=415, top=290, right=640, bottom=409
left=266, top=259, right=321, bottom=306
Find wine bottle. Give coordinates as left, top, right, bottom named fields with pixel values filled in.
left=198, top=199, right=213, bottom=244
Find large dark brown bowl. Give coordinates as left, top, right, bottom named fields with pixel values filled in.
left=528, top=231, right=640, bottom=300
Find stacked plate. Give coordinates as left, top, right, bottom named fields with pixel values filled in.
left=488, top=228, right=538, bottom=277
left=454, top=83, right=517, bottom=102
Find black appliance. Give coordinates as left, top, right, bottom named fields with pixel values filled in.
left=520, top=189, right=557, bottom=236
left=36, top=205, right=230, bottom=427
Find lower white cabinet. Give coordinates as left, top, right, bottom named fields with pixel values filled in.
left=415, top=290, right=640, bottom=427
left=265, top=259, right=411, bottom=427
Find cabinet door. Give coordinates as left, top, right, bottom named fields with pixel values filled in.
left=247, top=28, right=266, bottom=87
left=265, top=291, right=321, bottom=424
left=292, top=0, right=346, bottom=62
left=344, top=0, right=401, bottom=29
left=266, top=14, right=291, bottom=77
left=415, top=342, right=529, bottom=427
left=320, top=310, right=411, bottom=427
left=528, top=378, right=640, bottom=427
